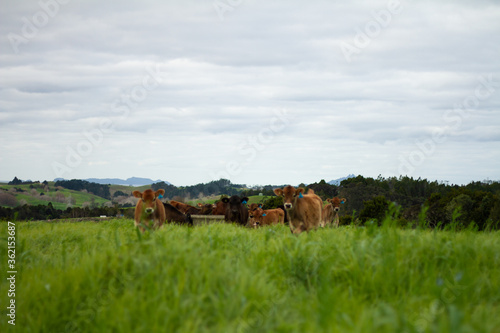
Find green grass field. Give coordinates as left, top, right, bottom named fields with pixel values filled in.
left=1, top=219, right=499, bottom=332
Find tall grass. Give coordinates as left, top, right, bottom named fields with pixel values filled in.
left=1, top=219, right=499, bottom=332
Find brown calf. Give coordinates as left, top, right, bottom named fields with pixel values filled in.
left=322, top=197, right=347, bottom=227
left=273, top=186, right=322, bottom=234
left=133, top=189, right=166, bottom=232
left=250, top=208, right=285, bottom=228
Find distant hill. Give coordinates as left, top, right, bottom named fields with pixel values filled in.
left=54, top=177, right=171, bottom=186
left=328, top=174, right=356, bottom=186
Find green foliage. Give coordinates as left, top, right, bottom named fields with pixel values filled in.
left=8, top=176, right=23, bottom=185
left=359, top=195, right=391, bottom=224
left=152, top=179, right=244, bottom=199
left=1, top=221, right=499, bottom=332
left=113, top=190, right=128, bottom=197
left=340, top=175, right=500, bottom=230
left=306, top=179, right=338, bottom=199
left=261, top=196, right=284, bottom=210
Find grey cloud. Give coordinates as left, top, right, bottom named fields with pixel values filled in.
left=1, top=0, right=499, bottom=185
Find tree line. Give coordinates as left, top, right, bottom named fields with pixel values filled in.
left=54, top=179, right=112, bottom=199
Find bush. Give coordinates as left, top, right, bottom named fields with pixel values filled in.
left=359, top=195, right=390, bottom=224
left=339, top=215, right=354, bottom=226
left=262, top=196, right=283, bottom=210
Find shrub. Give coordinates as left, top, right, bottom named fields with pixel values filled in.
left=359, top=195, right=390, bottom=224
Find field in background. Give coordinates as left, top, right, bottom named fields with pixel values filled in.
left=1, top=219, right=499, bottom=332
left=0, top=182, right=111, bottom=210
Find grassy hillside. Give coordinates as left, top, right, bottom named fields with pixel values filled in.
left=0, top=182, right=110, bottom=210
left=0, top=220, right=499, bottom=332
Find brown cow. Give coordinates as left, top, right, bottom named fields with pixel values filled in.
left=273, top=186, right=322, bottom=234
left=185, top=203, right=213, bottom=215
left=133, top=189, right=166, bottom=232
left=250, top=208, right=285, bottom=228
left=322, top=197, right=346, bottom=227
left=163, top=203, right=193, bottom=225
left=212, top=200, right=228, bottom=215
left=169, top=200, right=193, bottom=213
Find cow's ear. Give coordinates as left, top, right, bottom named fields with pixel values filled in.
left=258, top=204, right=262, bottom=208
left=296, top=188, right=305, bottom=195
left=341, top=198, right=347, bottom=204
left=273, top=188, right=283, bottom=196
left=221, top=198, right=229, bottom=203
left=241, top=197, right=249, bottom=204
left=133, top=191, right=142, bottom=198
left=326, top=198, right=332, bottom=203
left=197, top=203, right=203, bottom=207
left=155, top=189, right=165, bottom=198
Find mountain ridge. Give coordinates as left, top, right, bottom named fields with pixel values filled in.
left=328, top=174, right=356, bottom=186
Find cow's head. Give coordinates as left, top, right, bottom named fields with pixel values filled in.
left=133, top=189, right=165, bottom=215
left=250, top=208, right=266, bottom=228
left=248, top=203, right=263, bottom=218
left=274, top=185, right=304, bottom=210
left=327, top=197, right=346, bottom=212
left=222, top=195, right=249, bottom=214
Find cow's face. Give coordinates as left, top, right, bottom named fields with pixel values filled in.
left=251, top=208, right=265, bottom=227
left=222, top=195, right=249, bottom=214
left=274, top=186, right=304, bottom=210
left=327, top=197, right=346, bottom=212
left=133, top=189, right=165, bottom=215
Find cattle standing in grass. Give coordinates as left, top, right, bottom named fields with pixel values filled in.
left=163, top=203, right=193, bottom=225
left=250, top=208, right=285, bottom=228
left=222, top=195, right=249, bottom=225
left=322, top=197, right=346, bottom=227
left=273, top=186, right=322, bottom=234
left=133, top=189, right=166, bottom=232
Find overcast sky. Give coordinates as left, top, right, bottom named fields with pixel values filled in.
left=1, top=0, right=499, bottom=186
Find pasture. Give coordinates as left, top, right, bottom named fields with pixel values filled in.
left=1, top=219, right=499, bottom=332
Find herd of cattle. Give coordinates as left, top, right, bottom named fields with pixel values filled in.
left=132, top=185, right=346, bottom=234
